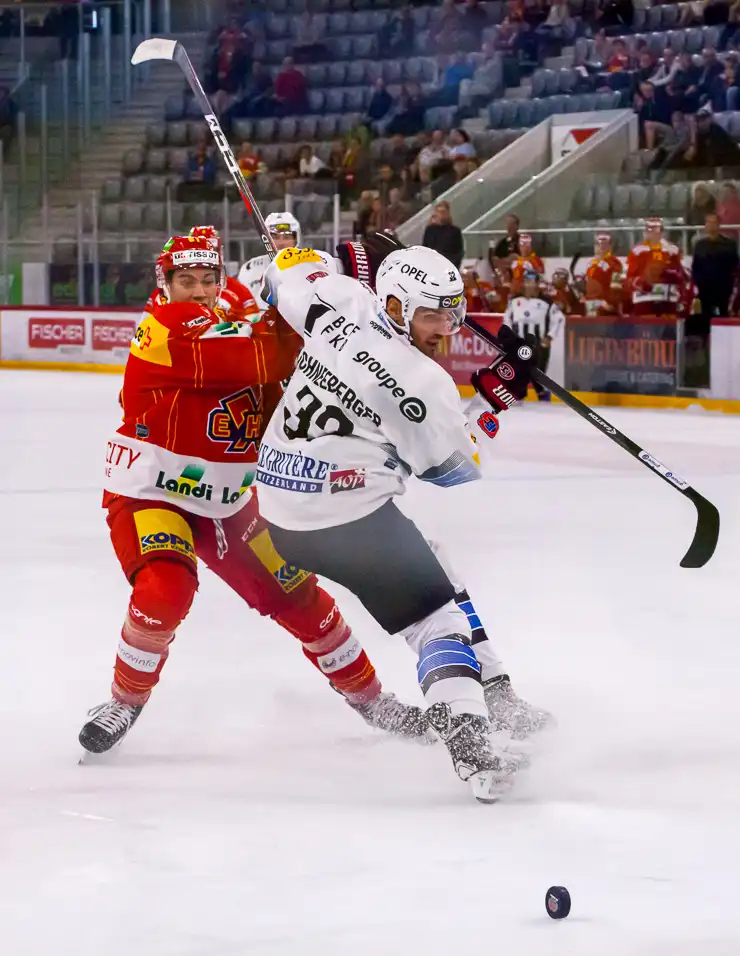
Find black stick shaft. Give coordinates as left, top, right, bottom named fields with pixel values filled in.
left=464, top=315, right=720, bottom=568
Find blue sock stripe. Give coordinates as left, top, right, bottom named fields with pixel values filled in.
left=417, top=640, right=481, bottom=683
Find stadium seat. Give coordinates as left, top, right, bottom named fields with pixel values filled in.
left=297, top=115, right=320, bottom=140
left=168, top=148, right=189, bottom=173
left=187, top=121, right=208, bottom=144
left=628, top=183, right=651, bottom=217
left=728, top=113, right=740, bottom=139
left=531, top=70, right=547, bottom=98
left=327, top=62, right=348, bottom=86
left=382, top=60, right=404, bottom=84
left=146, top=176, right=169, bottom=202
left=123, top=176, right=146, bottom=201
left=488, top=101, right=506, bottom=128
left=143, top=203, right=167, bottom=233
left=353, top=35, right=375, bottom=59
left=326, top=88, right=346, bottom=113
left=667, top=29, right=686, bottom=52
left=278, top=117, right=298, bottom=141
left=611, top=183, right=631, bottom=217
left=318, top=115, right=340, bottom=138
left=668, top=181, right=691, bottom=215
left=167, top=122, right=188, bottom=147
left=306, top=64, right=328, bottom=86
left=164, top=95, right=185, bottom=122
left=592, top=183, right=613, bottom=218
left=686, top=27, right=704, bottom=52
left=558, top=68, right=577, bottom=93
left=333, top=36, right=353, bottom=59
left=307, top=90, right=326, bottom=114
left=328, top=12, right=350, bottom=34
left=345, top=87, right=366, bottom=112
left=347, top=60, right=370, bottom=86
left=101, top=179, right=122, bottom=203
left=147, top=149, right=168, bottom=175
left=122, top=204, right=144, bottom=232
left=516, top=100, right=536, bottom=127
left=146, top=124, right=166, bottom=148
left=255, top=118, right=278, bottom=142
left=122, top=149, right=144, bottom=176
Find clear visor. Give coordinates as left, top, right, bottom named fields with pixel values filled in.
left=411, top=303, right=466, bottom=336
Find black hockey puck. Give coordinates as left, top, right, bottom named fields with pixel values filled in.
left=545, top=886, right=571, bottom=919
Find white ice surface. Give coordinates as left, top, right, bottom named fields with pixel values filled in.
left=1, top=370, right=740, bottom=956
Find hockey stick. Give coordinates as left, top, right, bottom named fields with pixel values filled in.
left=131, top=38, right=276, bottom=258
left=464, top=314, right=720, bottom=569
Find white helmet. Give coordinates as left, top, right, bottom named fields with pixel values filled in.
left=375, top=246, right=466, bottom=335
left=266, top=211, right=301, bottom=248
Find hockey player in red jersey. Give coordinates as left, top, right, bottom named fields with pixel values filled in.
left=145, top=225, right=260, bottom=321
left=584, top=232, right=623, bottom=316
left=626, top=218, right=688, bottom=317
left=510, top=234, right=545, bottom=296
left=79, top=234, right=428, bottom=753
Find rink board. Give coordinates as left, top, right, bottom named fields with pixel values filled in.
left=2, top=308, right=740, bottom=410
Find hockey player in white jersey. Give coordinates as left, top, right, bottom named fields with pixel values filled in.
left=503, top=267, right=565, bottom=403
left=237, top=211, right=301, bottom=313
left=254, top=244, right=545, bottom=801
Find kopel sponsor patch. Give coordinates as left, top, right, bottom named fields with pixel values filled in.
left=638, top=450, right=689, bottom=490
left=352, top=349, right=427, bottom=423
left=329, top=467, right=366, bottom=494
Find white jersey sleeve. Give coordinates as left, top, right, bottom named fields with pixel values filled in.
left=547, top=302, right=565, bottom=339
left=261, top=247, right=340, bottom=332
left=256, top=271, right=481, bottom=531
left=237, top=253, right=272, bottom=312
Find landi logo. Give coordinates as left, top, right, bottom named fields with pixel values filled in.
left=92, top=319, right=136, bottom=351
left=28, top=317, right=85, bottom=348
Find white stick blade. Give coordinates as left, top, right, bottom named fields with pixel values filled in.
left=131, top=37, right=178, bottom=66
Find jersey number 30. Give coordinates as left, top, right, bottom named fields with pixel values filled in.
left=283, top=385, right=354, bottom=441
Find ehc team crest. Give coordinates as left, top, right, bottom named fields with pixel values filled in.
left=207, top=386, right=262, bottom=454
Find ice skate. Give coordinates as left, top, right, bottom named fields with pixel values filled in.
left=78, top=699, right=143, bottom=754
left=425, top=702, right=522, bottom=803
left=483, top=674, right=552, bottom=740
left=347, top=691, right=434, bottom=742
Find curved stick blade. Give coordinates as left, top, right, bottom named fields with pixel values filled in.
left=680, top=493, right=720, bottom=568
left=131, top=37, right=179, bottom=65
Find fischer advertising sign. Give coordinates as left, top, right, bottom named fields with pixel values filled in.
left=565, top=316, right=678, bottom=395
left=551, top=123, right=607, bottom=162
left=0, top=309, right=139, bottom=367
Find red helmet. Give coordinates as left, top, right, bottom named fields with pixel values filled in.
left=156, top=235, right=223, bottom=291
left=189, top=224, right=222, bottom=256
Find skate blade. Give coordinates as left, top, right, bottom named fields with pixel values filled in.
left=469, top=769, right=516, bottom=804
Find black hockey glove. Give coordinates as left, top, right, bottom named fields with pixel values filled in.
left=336, top=232, right=405, bottom=290
left=471, top=325, right=538, bottom=413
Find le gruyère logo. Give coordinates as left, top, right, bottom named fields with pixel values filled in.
left=207, top=386, right=262, bottom=454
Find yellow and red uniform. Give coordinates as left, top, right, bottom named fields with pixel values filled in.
left=144, top=275, right=259, bottom=323
left=585, top=252, right=623, bottom=315
left=510, top=253, right=545, bottom=295
left=626, top=237, right=687, bottom=316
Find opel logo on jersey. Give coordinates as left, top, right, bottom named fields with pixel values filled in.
left=518, top=345, right=533, bottom=360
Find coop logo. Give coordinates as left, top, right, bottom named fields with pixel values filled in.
left=28, top=317, right=85, bottom=348
left=329, top=468, right=366, bottom=494
left=207, top=386, right=262, bottom=454
left=352, top=350, right=427, bottom=423
left=256, top=443, right=330, bottom=493
left=92, top=319, right=136, bottom=351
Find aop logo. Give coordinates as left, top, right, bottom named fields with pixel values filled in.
left=352, top=350, right=427, bottom=423
left=207, top=386, right=262, bottom=454
left=496, top=362, right=515, bottom=381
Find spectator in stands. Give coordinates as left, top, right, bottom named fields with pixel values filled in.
left=585, top=29, right=612, bottom=71
left=377, top=5, right=415, bottom=58
left=430, top=0, right=461, bottom=54
left=178, top=139, right=217, bottom=201
left=689, top=182, right=718, bottom=224
left=595, top=0, right=634, bottom=32
left=328, top=140, right=346, bottom=178
left=339, top=136, right=370, bottom=205
left=448, top=128, right=476, bottom=160
left=422, top=201, right=464, bottom=268
left=669, top=52, right=701, bottom=113
left=492, top=213, right=521, bottom=271
left=697, top=47, right=724, bottom=105
left=225, top=60, right=273, bottom=120
left=418, top=130, right=450, bottom=178
left=647, top=108, right=693, bottom=160
left=388, top=133, right=410, bottom=173
left=291, top=11, right=327, bottom=64
left=460, top=0, right=489, bottom=52
left=665, top=105, right=740, bottom=168
left=606, top=38, right=631, bottom=72
left=274, top=57, right=308, bottom=116
left=375, top=162, right=403, bottom=205
left=537, top=0, right=575, bottom=55
left=679, top=0, right=710, bottom=27
left=354, top=190, right=376, bottom=238
left=367, top=196, right=387, bottom=233
left=298, top=143, right=329, bottom=179
left=514, top=20, right=540, bottom=66
left=459, top=40, right=504, bottom=112
left=717, top=182, right=740, bottom=236
left=237, top=141, right=263, bottom=179
left=432, top=52, right=476, bottom=106
left=209, top=18, right=252, bottom=114
left=364, top=78, right=395, bottom=135
left=0, top=85, right=18, bottom=153
left=635, top=50, right=657, bottom=88
left=386, top=82, right=426, bottom=137
left=708, top=55, right=739, bottom=110
left=650, top=48, right=680, bottom=91
left=635, top=82, right=670, bottom=147
left=385, top=188, right=411, bottom=232
left=717, top=0, right=740, bottom=49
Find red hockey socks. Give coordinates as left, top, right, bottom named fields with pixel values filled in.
left=112, top=560, right=197, bottom=706
left=278, top=587, right=381, bottom=705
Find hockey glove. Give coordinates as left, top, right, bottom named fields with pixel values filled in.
left=471, top=325, right=538, bottom=413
